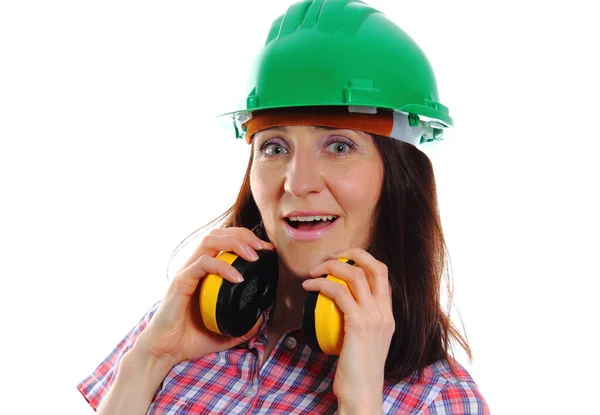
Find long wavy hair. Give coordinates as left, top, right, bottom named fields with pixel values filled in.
left=195, top=134, right=471, bottom=383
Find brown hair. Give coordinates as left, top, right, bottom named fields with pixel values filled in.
left=206, top=134, right=471, bottom=383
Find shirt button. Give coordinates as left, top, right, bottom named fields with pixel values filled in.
left=284, top=336, right=297, bottom=349
left=245, top=385, right=258, bottom=398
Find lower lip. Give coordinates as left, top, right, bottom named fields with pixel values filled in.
left=283, top=219, right=337, bottom=242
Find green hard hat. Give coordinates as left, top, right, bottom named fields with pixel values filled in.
left=225, top=0, right=452, bottom=146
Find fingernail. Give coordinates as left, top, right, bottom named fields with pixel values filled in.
left=252, top=238, right=264, bottom=250
left=230, top=268, right=244, bottom=282
left=331, top=250, right=343, bottom=258
left=244, top=247, right=259, bottom=261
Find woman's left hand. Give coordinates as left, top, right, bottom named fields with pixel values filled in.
left=303, top=248, right=394, bottom=414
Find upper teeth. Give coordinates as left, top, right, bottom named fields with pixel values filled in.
left=288, top=215, right=336, bottom=222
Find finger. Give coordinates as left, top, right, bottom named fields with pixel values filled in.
left=201, top=234, right=263, bottom=263
left=309, top=260, right=372, bottom=307
left=210, top=227, right=274, bottom=251
left=331, top=248, right=391, bottom=302
left=171, top=254, right=244, bottom=296
left=181, top=227, right=274, bottom=269
left=302, top=277, right=361, bottom=319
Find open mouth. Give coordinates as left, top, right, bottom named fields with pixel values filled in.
left=284, top=215, right=338, bottom=231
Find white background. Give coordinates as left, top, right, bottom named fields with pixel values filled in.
left=1, top=1, right=598, bottom=414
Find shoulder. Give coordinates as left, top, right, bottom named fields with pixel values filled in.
left=77, top=301, right=162, bottom=411
left=382, top=358, right=489, bottom=415
left=422, top=359, right=489, bottom=415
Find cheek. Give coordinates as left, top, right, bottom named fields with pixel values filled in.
left=331, top=164, right=383, bottom=215
left=250, top=165, right=279, bottom=219
left=250, top=167, right=265, bottom=206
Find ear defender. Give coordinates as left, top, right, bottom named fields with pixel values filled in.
left=199, top=250, right=278, bottom=337
left=302, top=258, right=355, bottom=355
left=199, top=251, right=353, bottom=356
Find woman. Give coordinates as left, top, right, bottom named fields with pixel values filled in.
left=78, top=0, right=489, bottom=413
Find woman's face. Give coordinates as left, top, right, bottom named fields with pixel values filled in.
left=250, top=125, right=384, bottom=279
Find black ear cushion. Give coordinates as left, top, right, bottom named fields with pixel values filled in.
left=302, top=291, right=322, bottom=353
left=215, top=250, right=278, bottom=337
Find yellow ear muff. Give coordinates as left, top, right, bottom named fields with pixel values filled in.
left=314, top=275, right=348, bottom=354
left=199, top=251, right=238, bottom=335
left=199, top=250, right=278, bottom=337
left=302, top=257, right=355, bottom=355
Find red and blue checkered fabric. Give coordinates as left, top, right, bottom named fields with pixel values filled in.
left=78, top=302, right=489, bottom=414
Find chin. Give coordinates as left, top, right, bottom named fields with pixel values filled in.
left=275, top=243, right=333, bottom=279
left=280, top=254, right=319, bottom=280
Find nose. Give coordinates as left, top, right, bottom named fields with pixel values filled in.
left=284, top=150, right=325, bottom=198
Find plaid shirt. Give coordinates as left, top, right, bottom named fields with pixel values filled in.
left=78, top=302, right=488, bottom=414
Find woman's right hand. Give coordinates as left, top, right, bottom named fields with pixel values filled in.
left=135, top=227, right=275, bottom=366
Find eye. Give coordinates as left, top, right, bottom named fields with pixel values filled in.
left=325, top=138, right=356, bottom=155
left=258, top=139, right=288, bottom=156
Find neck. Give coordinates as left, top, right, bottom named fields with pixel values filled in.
left=269, top=264, right=305, bottom=333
